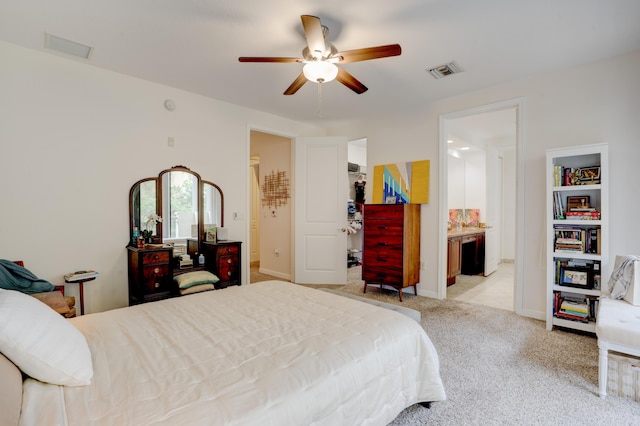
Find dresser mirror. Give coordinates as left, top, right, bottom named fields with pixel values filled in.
left=129, top=165, right=224, bottom=250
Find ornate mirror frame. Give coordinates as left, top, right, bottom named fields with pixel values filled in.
left=128, top=165, right=224, bottom=252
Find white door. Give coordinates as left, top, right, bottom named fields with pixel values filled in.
left=294, top=136, right=348, bottom=284
left=484, top=146, right=500, bottom=275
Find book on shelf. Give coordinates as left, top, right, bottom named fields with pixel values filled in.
left=565, top=211, right=601, bottom=220
left=64, top=270, right=99, bottom=282
left=553, top=292, right=598, bottom=323
left=553, top=165, right=601, bottom=186
left=553, top=226, right=600, bottom=254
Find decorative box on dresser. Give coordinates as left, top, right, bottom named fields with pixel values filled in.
left=362, top=204, right=420, bottom=302
left=201, top=241, right=242, bottom=288
left=127, top=246, right=174, bottom=305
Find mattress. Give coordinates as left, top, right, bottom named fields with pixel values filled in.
left=20, top=280, right=445, bottom=425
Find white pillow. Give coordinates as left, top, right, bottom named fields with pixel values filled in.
left=0, top=289, right=93, bottom=386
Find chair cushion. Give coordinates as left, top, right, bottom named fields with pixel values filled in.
left=596, top=297, right=640, bottom=347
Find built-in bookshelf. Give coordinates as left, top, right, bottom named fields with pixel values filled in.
left=546, top=143, right=608, bottom=333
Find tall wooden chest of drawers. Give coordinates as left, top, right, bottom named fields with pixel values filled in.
left=127, top=246, right=174, bottom=305
left=362, top=204, right=420, bottom=301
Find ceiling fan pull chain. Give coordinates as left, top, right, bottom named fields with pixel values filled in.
left=317, top=82, right=323, bottom=117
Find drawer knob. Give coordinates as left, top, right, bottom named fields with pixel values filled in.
left=227, top=271, right=232, bottom=277
left=154, top=267, right=159, bottom=274
left=154, top=255, right=159, bottom=260
left=227, top=259, right=232, bottom=264
left=154, top=282, right=160, bottom=288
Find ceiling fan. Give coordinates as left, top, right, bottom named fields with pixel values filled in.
left=239, top=15, right=401, bottom=95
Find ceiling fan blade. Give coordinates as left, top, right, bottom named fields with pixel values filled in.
left=301, top=15, right=326, bottom=59
left=283, top=73, right=308, bottom=95
left=337, top=44, right=402, bottom=64
left=239, top=57, right=301, bottom=63
left=336, top=67, right=368, bottom=94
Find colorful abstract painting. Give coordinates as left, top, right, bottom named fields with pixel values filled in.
left=372, top=159, right=430, bottom=204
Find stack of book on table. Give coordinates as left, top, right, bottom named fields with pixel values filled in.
left=64, top=270, right=99, bottom=282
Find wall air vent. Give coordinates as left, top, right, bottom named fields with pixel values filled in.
left=427, top=62, right=462, bottom=79
left=44, top=33, right=93, bottom=59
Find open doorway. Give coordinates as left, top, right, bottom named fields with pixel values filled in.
left=249, top=130, right=293, bottom=283
left=440, top=100, right=523, bottom=312
left=347, top=138, right=367, bottom=283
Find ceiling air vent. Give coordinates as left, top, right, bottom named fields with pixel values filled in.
left=44, top=33, right=93, bottom=59
left=427, top=62, right=461, bottom=79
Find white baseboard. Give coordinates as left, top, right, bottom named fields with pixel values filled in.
left=258, top=267, right=290, bottom=281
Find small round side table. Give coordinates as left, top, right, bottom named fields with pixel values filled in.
left=64, top=276, right=96, bottom=315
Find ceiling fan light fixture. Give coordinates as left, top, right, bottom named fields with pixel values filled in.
left=303, top=61, right=338, bottom=83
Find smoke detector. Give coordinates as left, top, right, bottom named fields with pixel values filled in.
left=427, top=62, right=462, bottom=79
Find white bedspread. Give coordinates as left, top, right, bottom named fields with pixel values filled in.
left=20, top=281, right=445, bottom=426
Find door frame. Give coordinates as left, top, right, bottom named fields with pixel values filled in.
left=437, top=98, right=525, bottom=316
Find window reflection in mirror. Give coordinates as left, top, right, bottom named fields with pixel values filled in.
left=133, top=179, right=157, bottom=236
left=161, top=171, right=199, bottom=241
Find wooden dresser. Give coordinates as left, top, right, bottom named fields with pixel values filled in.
left=200, top=241, right=242, bottom=288
left=362, top=204, right=420, bottom=301
left=127, top=246, right=174, bottom=305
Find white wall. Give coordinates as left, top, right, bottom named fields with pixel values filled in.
left=327, top=48, right=640, bottom=321
left=0, top=41, right=324, bottom=313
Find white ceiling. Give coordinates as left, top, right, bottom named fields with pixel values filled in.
left=2, top=1, right=639, bottom=125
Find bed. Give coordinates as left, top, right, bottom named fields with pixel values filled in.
left=1, top=280, right=445, bottom=425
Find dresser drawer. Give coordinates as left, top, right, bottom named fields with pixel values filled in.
left=364, top=234, right=404, bottom=249
left=364, top=219, right=404, bottom=236
left=216, top=244, right=239, bottom=256
left=141, top=265, right=170, bottom=292
left=142, top=251, right=170, bottom=265
left=364, top=204, right=405, bottom=220
left=363, top=248, right=403, bottom=267
left=218, top=255, right=239, bottom=280
left=362, top=265, right=403, bottom=284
